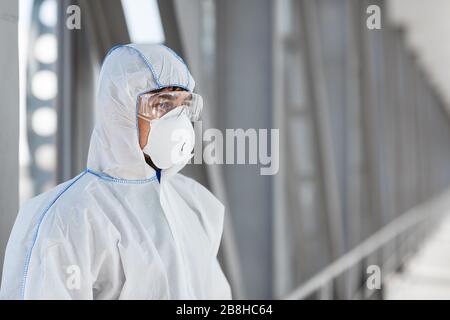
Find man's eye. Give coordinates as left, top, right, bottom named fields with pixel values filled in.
left=160, top=102, right=171, bottom=110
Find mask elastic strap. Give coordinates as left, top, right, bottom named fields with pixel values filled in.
left=137, top=114, right=152, bottom=122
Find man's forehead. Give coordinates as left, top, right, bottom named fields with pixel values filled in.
left=151, top=86, right=186, bottom=93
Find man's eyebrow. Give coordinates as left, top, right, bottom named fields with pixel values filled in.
left=159, top=94, right=177, bottom=100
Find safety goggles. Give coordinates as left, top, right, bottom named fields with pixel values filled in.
left=137, top=91, right=203, bottom=122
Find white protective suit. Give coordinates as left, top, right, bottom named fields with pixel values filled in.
left=0, top=44, right=232, bottom=300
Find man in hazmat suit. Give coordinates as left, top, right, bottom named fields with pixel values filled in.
left=0, top=44, right=232, bottom=299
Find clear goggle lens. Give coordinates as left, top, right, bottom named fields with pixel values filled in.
left=138, top=91, right=203, bottom=122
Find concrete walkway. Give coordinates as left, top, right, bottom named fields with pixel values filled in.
left=384, top=213, right=450, bottom=299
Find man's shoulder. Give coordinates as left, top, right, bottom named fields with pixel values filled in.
left=20, top=171, right=93, bottom=215
left=10, top=172, right=96, bottom=248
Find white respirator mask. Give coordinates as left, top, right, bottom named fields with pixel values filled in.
left=142, top=107, right=195, bottom=169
